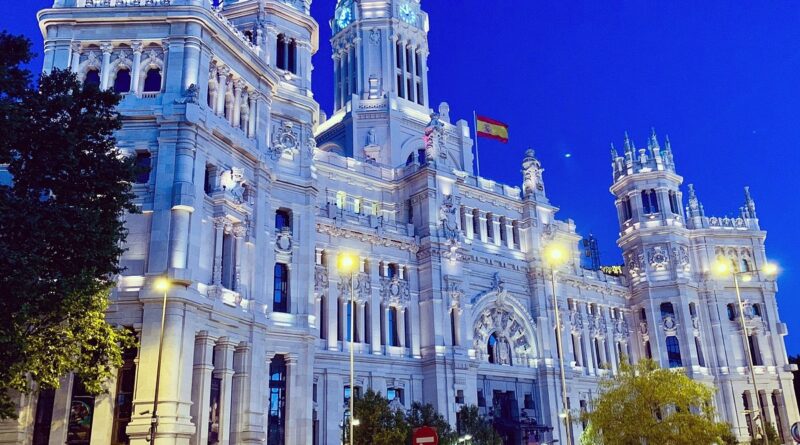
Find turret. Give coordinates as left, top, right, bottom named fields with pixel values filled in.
left=331, top=0, right=430, bottom=111
left=610, top=129, right=685, bottom=234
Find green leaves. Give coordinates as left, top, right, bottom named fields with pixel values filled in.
left=0, top=33, right=137, bottom=419
left=580, top=359, right=732, bottom=445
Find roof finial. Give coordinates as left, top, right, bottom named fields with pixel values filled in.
left=610, top=142, right=618, bottom=160
left=649, top=127, right=660, bottom=150
left=623, top=131, right=634, bottom=154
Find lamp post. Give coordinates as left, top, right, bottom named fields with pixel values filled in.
left=147, top=277, right=171, bottom=443
left=338, top=253, right=358, bottom=445
left=713, top=259, right=778, bottom=445
left=543, top=243, right=572, bottom=445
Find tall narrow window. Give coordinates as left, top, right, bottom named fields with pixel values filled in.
left=364, top=302, right=370, bottom=345
left=748, top=334, right=762, bottom=366
left=396, top=42, right=402, bottom=69
left=486, top=213, right=494, bottom=241
left=743, top=392, right=754, bottom=439
left=114, top=68, right=132, bottom=93
left=111, top=340, right=138, bottom=445
left=336, top=191, right=347, bottom=210
left=221, top=233, right=234, bottom=289
left=386, top=263, right=398, bottom=279
left=487, top=333, right=497, bottom=364
left=84, top=69, right=101, bottom=88
left=67, top=378, right=96, bottom=444
left=345, top=301, right=353, bottom=342
left=727, top=303, right=736, bottom=321
left=388, top=307, right=399, bottom=346
left=644, top=340, right=652, bottom=359
left=204, top=164, right=215, bottom=195
left=450, top=309, right=458, bottom=346
left=666, top=336, right=682, bottom=368
left=273, top=263, right=289, bottom=313
left=406, top=46, right=413, bottom=74
left=649, top=189, right=659, bottom=212
left=32, top=388, right=55, bottom=445
left=143, top=68, right=162, bottom=92
left=572, top=335, right=582, bottom=366
left=669, top=190, right=680, bottom=214
left=267, top=355, right=287, bottom=445
left=134, top=151, right=151, bottom=184
left=277, top=34, right=287, bottom=70
left=472, top=209, right=481, bottom=237
left=319, top=296, right=326, bottom=340
left=512, top=221, right=520, bottom=247
left=695, top=336, right=706, bottom=367
left=288, top=39, right=297, bottom=74
left=660, top=302, right=675, bottom=319
left=499, top=217, right=507, bottom=244
left=641, top=190, right=652, bottom=214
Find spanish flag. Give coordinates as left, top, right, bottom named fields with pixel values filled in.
left=476, top=115, right=509, bottom=143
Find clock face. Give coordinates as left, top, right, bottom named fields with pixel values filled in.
left=336, top=5, right=352, bottom=31
left=399, top=2, right=417, bottom=25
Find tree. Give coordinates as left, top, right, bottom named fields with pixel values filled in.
left=0, top=32, right=137, bottom=419
left=407, top=401, right=459, bottom=444
left=579, top=359, right=733, bottom=445
left=351, top=389, right=409, bottom=445
left=456, top=405, right=503, bottom=445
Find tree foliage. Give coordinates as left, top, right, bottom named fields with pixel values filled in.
left=0, top=32, right=137, bottom=419
left=349, top=391, right=502, bottom=445
left=456, top=405, right=503, bottom=445
left=579, top=359, right=732, bottom=445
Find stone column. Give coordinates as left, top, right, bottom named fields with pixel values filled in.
left=478, top=212, right=488, bottom=243
left=464, top=209, right=474, bottom=239
left=229, top=342, right=250, bottom=445
left=181, top=22, right=203, bottom=94
left=233, top=224, right=246, bottom=293
left=168, top=131, right=197, bottom=270
left=504, top=222, right=514, bottom=248
left=99, top=42, right=113, bottom=90
left=353, top=36, right=363, bottom=98
left=70, top=41, right=82, bottom=73
left=89, top=373, right=118, bottom=445
left=418, top=48, right=429, bottom=106
left=492, top=219, right=502, bottom=246
left=212, top=217, right=228, bottom=286
left=215, top=66, right=229, bottom=116
left=130, top=41, right=143, bottom=95
left=357, top=301, right=366, bottom=344
left=232, top=80, right=244, bottom=127
left=407, top=43, right=417, bottom=103
left=190, top=332, right=216, bottom=445
left=214, top=338, right=236, bottom=445
left=49, top=374, right=74, bottom=445
left=399, top=40, right=407, bottom=98
left=297, top=39, right=313, bottom=89
left=247, top=93, right=256, bottom=137
left=398, top=307, right=407, bottom=349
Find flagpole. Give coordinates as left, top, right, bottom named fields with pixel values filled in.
left=473, top=110, right=481, bottom=177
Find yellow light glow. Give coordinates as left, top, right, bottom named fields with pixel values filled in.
left=763, top=262, right=778, bottom=276
left=338, top=253, right=357, bottom=274
left=712, top=259, right=730, bottom=276
left=741, top=274, right=753, bottom=283
left=154, top=277, right=170, bottom=292
left=544, top=243, right=568, bottom=267
left=352, top=418, right=360, bottom=426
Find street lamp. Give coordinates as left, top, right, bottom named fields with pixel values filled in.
left=338, top=253, right=358, bottom=445
left=543, top=243, right=572, bottom=445
left=713, top=258, right=779, bottom=445
left=146, top=277, right=171, bottom=443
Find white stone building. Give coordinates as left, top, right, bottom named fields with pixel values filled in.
left=1, top=0, right=798, bottom=444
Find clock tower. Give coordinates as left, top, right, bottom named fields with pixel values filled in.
left=330, top=0, right=430, bottom=111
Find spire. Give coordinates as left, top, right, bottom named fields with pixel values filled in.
left=649, top=127, right=660, bottom=150
left=686, top=184, right=705, bottom=219
left=623, top=131, right=634, bottom=154
left=743, top=186, right=757, bottom=219
left=610, top=142, right=618, bottom=161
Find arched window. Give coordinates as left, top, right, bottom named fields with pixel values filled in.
left=273, top=263, right=289, bottom=313
left=621, top=196, right=633, bottom=220
left=406, top=152, right=415, bottom=165
left=143, top=68, right=162, bottom=92
left=267, top=355, right=287, bottom=445
left=277, top=34, right=286, bottom=70
left=288, top=39, right=297, bottom=74
left=487, top=333, right=498, bottom=364
left=113, top=68, right=131, bottom=93
left=644, top=340, right=652, bottom=359
left=752, top=303, right=762, bottom=318
left=742, top=258, right=752, bottom=272
left=84, top=69, right=100, bottom=88
left=669, top=190, right=680, bottom=214
left=666, top=336, right=682, bottom=368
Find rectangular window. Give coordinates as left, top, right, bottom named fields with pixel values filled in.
left=396, top=42, right=402, bottom=69
left=275, top=209, right=292, bottom=233
left=209, top=376, right=221, bottom=444
left=135, top=151, right=151, bottom=184
left=406, top=47, right=413, bottom=74
left=387, top=387, right=404, bottom=404
left=111, top=341, right=138, bottom=445
left=268, top=356, right=287, bottom=445
left=477, top=390, right=485, bottom=407
left=221, top=233, right=234, bottom=289
left=273, top=263, right=289, bottom=313
left=415, top=52, right=422, bottom=76
left=524, top=393, right=534, bottom=410
left=416, top=82, right=423, bottom=105
left=204, top=164, right=215, bottom=195
left=353, top=198, right=361, bottom=214
left=388, top=307, right=399, bottom=347
left=277, top=35, right=286, bottom=70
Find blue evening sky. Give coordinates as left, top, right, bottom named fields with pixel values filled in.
left=4, top=1, right=800, bottom=355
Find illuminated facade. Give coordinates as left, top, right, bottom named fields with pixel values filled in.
left=0, top=0, right=797, bottom=444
